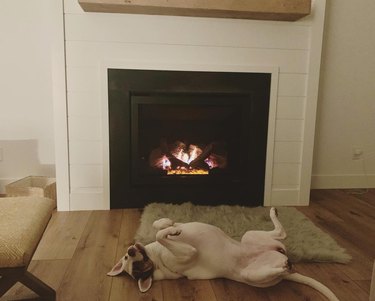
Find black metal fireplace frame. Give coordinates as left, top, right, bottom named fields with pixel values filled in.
left=108, top=69, right=271, bottom=208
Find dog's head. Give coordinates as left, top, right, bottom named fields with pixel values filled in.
left=107, top=243, right=154, bottom=292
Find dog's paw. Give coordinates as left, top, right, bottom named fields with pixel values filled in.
left=270, top=207, right=278, bottom=217
left=168, top=229, right=182, bottom=236
left=283, top=259, right=293, bottom=271
left=153, top=218, right=174, bottom=230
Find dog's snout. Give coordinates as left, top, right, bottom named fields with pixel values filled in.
left=127, top=246, right=136, bottom=257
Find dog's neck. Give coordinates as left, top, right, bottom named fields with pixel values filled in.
left=144, top=242, right=165, bottom=268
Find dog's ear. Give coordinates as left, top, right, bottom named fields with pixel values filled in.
left=107, top=257, right=125, bottom=276
left=138, top=276, right=152, bottom=293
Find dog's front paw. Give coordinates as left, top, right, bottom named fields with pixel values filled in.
left=153, top=218, right=174, bottom=230
left=168, top=229, right=182, bottom=236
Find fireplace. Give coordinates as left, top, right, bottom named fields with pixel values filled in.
left=109, top=69, right=271, bottom=208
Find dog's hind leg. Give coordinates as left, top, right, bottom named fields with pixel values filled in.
left=241, top=251, right=291, bottom=286
left=268, top=207, right=286, bottom=240
left=241, top=207, right=286, bottom=245
left=241, top=266, right=286, bottom=286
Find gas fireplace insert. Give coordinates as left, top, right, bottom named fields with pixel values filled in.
left=108, top=69, right=271, bottom=208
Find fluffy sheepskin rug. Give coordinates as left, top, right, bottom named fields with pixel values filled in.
left=135, top=202, right=351, bottom=263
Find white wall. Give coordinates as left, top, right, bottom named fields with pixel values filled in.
left=0, top=1, right=57, bottom=192
left=312, top=0, right=375, bottom=188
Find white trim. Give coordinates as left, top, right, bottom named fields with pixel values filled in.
left=51, top=0, right=70, bottom=211
left=271, top=188, right=301, bottom=206
left=102, top=61, right=279, bottom=75
left=263, top=67, right=279, bottom=206
left=70, top=189, right=105, bottom=211
left=101, top=63, right=110, bottom=210
left=298, top=0, right=327, bottom=205
left=101, top=61, right=279, bottom=208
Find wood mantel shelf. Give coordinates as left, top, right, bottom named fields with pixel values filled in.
left=78, top=0, right=311, bottom=21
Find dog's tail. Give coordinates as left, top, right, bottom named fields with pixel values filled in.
left=284, top=272, right=339, bottom=301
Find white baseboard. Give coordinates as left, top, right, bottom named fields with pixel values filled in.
left=311, top=174, right=375, bottom=189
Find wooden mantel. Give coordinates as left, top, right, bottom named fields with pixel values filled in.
left=78, top=0, right=311, bottom=21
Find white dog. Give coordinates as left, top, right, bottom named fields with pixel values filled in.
left=108, top=207, right=339, bottom=301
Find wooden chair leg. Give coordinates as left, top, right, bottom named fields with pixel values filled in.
left=0, top=268, right=56, bottom=300
left=20, top=271, right=56, bottom=300
left=0, top=274, right=18, bottom=296
left=370, top=260, right=375, bottom=301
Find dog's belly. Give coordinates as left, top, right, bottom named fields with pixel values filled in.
left=182, top=265, right=225, bottom=280
left=169, top=222, right=242, bottom=279
left=178, top=251, right=238, bottom=280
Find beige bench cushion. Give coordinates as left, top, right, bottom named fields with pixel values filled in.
left=0, top=197, right=54, bottom=268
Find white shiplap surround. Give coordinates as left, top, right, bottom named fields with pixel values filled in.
left=57, top=0, right=326, bottom=210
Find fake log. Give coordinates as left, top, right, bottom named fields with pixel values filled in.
left=189, top=143, right=213, bottom=168
left=160, top=138, right=190, bottom=169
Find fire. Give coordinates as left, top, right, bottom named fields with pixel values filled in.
left=149, top=140, right=227, bottom=175
left=162, top=156, right=171, bottom=170
left=162, top=144, right=209, bottom=175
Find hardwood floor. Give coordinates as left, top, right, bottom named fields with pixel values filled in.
left=2, top=189, right=374, bottom=301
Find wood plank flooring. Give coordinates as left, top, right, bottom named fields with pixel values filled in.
left=2, top=189, right=374, bottom=301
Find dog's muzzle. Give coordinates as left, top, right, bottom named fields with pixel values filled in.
left=127, top=246, right=137, bottom=257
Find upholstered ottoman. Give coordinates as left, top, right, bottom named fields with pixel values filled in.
left=0, top=197, right=55, bottom=300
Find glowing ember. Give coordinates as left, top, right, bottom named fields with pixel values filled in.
left=167, top=167, right=209, bottom=175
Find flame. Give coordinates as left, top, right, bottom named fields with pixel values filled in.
left=162, top=156, right=171, bottom=170
left=187, top=145, right=199, bottom=164
left=159, top=144, right=209, bottom=175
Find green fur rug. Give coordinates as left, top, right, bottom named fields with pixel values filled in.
left=134, top=202, right=351, bottom=263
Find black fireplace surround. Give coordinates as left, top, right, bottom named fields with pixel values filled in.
left=108, top=69, right=271, bottom=208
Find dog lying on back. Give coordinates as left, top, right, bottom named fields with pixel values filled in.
left=108, top=207, right=339, bottom=301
